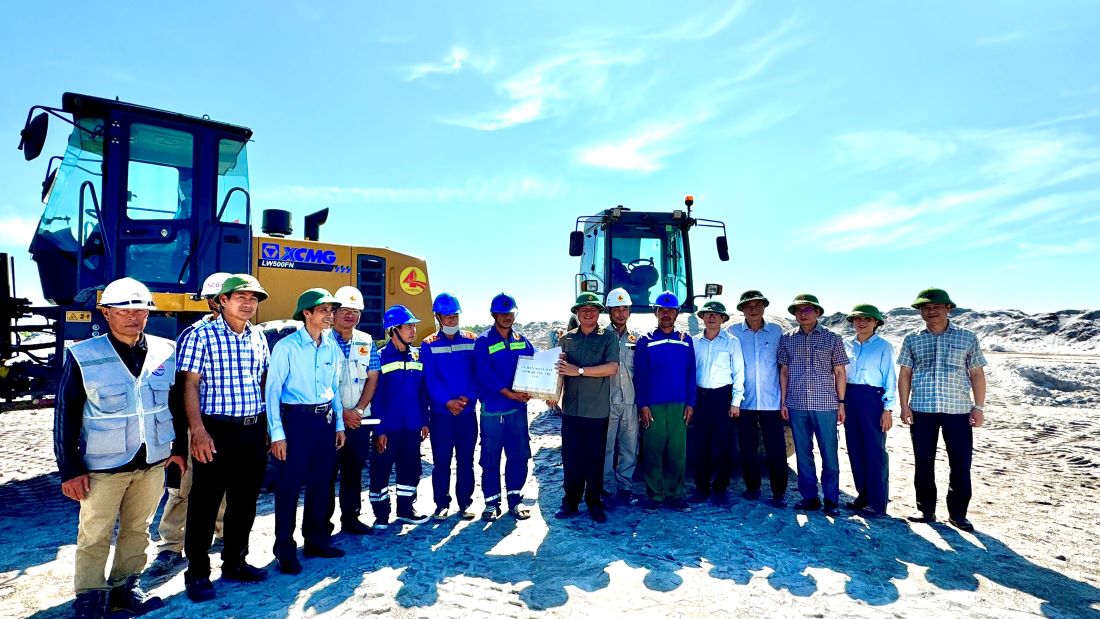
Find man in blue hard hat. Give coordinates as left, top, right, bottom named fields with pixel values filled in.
left=369, top=305, right=432, bottom=529
left=474, top=293, right=536, bottom=521
left=420, top=292, right=480, bottom=521
left=266, top=288, right=347, bottom=574
left=634, top=291, right=697, bottom=513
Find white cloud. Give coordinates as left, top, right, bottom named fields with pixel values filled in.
left=648, top=1, right=748, bottom=41
left=987, top=191, right=1100, bottom=226
left=833, top=131, right=959, bottom=170
left=253, top=176, right=568, bottom=205
left=1017, top=239, right=1096, bottom=259
left=407, top=46, right=475, bottom=81
left=0, top=214, right=38, bottom=249
left=976, top=31, right=1026, bottom=46
left=576, top=123, right=686, bottom=172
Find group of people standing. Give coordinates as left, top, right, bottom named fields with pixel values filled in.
left=53, top=271, right=987, bottom=619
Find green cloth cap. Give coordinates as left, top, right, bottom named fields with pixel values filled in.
left=847, top=303, right=885, bottom=325
left=736, top=290, right=769, bottom=310
left=571, top=291, right=605, bottom=313
left=696, top=300, right=730, bottom=321
left=787, top=293, right=825, bottom=316
left=294, top=288, right=341, bottom=321
left=911, top=287, right=956, bottom=309
left=218, top=274, right=268, bottom=302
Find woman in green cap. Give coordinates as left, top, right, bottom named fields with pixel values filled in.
left=842, top=304, right=896, bottom=516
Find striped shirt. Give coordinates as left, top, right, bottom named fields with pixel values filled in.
left=777, top=324, right=849, bottom=411
left=176, top=316, right=269, bottom=418
left=897, top=321, right=987, bottom=414
left=844, top=334, right=899, bottom=411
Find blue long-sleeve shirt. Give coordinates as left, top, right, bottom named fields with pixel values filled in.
left=373, top=341, right=430, bottom=435
left=265, top=327, right=345, bottom=442
left=844, top=334, right=899, bottom=411
left=474, top=327, right=535, bottom=414
left=728, top=321, right=783, bottom=410
left=420, top=330, right=478, bottom=413
left=633, top=328, right=697, bottom=408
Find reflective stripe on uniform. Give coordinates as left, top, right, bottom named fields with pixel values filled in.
left=381, top=361, right=423, bottom=374
left=648, top=339, right=690, bottom=348
left=483, top=493, right=501, bottom=503
left=509, top=342, right=527, bottom=350
left=488, top=342, right=506, bottom=354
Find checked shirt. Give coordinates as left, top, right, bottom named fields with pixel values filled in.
left=777, top=324, right=849, bottom=411
left=898, top=321, right=987, bottom=415
left=176, top=316, right=269, bottom=417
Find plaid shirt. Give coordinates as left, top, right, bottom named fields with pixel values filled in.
left=176, top=316, right=269, bottom=417
left=898, top=321, right=987, bottom=414
left=332, top=329, right=381, bottom=370
left=777, top=324, right=849, bottom=411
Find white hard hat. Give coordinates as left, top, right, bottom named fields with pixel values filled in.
left=100, top=277, right=156, bottom=309
left=606, top=288, right=632, bottom=308
left=200, top=272, right=231, bottom=298
left=334, top=286, right=365, bottom=311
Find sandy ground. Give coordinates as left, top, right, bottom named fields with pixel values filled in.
left=0, top=351, right=1098, bottom=618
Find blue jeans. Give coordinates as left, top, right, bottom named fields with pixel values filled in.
left=788, top=408, right=840, bottom=504
left=479, top=409, right=531, bottom=508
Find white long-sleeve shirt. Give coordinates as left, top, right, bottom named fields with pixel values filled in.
left=693, top=329, right=745, bottom=407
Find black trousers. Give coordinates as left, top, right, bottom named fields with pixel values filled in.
left=369, top=429, right=424, bottom=519
left=273, top=405, right=337, bottom=560
left=561, top=415, right=610, bottom=509
left=329, top=424, right=372, bottom=525
left=184, top=414, right=268, bottom=579
left=736, top=409, right=788, bottom=498
left=910, top=411, right=973, bottom=518
left=692, top=385, right=738, bottom=494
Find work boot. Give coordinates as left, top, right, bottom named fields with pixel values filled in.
left=72, top=590, right=107, bottom=619
left=108, top=575, right=165, bottom=615
left=144, top=550, right=185, bottom=580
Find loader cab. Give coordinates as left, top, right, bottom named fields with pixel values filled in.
left=20, top=93, right=253, bottom=306
left=568, top=199, right=729, bottom=313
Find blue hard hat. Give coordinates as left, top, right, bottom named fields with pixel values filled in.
left=432, top=292, right=462, bottom=315
left=653, top=291, right=681, bottom=310
left=490, top=293, right=518, bottom=314
left=383, top=305, right=421, bottom=329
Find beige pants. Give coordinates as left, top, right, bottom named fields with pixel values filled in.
left=75, top=467, right=163, bottom=593
left=158, top=449, right=225, bottom=553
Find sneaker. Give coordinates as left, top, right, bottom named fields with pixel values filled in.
left=459, top=506, right=477, bottom=520
left=482, top=506, right=503, bottom=522
left=341, top=519, right=373, bottom=535
left=906, top=511, right=936, bottom=524
left=742, top=488, right=762, bottom=501
left=395, top=511, right=430, bottom=525
left=144, top=550, right=185, bottom=579
left=184, top=576, right=216, bottom=603
left=642, top=498, right=662, bottom=513
left=73, top=589, right=107, bottom=619
left=303, top=545, right=346, bottom=559
left=668, top=498, right=692, bottom=513
left=589, top=504, right=608, bottom=523
left=948, top=516, right=975, bottom=532
left=554, top=505, right=580, bottom=519
left=277, top=556, right=303, bottom=575
left=793, top=498, right=822, bottom=511
left=509, top=504, right=532, bottom=520
left=373, top=516, right=390, bottom=530
left=711, top=491, right=730, bottom=507
left=615, top=489, right=635, bottom=506
left=433, top=506, right=451, bottom=521
left=108, top=576, right=164, bottom=615
left=221, top=562, right=268, bottom=582
left=823, top=501, right=840, bottom=517
left=687, top=491, right=710, bottom=504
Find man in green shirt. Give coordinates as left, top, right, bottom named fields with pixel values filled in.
left=554, top=292, right=619, bottom=523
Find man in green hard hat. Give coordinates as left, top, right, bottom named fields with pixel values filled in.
left=898, top=288, right=987, bottom=532
left=554, top=292, right=619, bottom=523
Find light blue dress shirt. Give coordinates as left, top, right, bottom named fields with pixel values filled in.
left=728, top=321, right=783, bottom=410
left=844, top=333, right=899, bottom=411
left=693, top=329, right=745, bottom=406
left=265, top=327, right=345, bottom=442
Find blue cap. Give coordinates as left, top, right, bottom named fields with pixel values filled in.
left=383, top=305, right=420, bottom=329
left=432, top=292, right=462, bottom=315
left=653, top=291, right=680, bottom=310
left=490, top=293, right=518, bottom=314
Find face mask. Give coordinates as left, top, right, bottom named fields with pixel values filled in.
left=441, top=325, right=460, bottom=336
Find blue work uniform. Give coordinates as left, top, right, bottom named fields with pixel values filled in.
left=421, top=329, right=479, bottom=512
left=368, top=341, right=430, bottom=522
left=474, top=327, right=535, bottom=510
left=265, top=327, right=344, bottom=561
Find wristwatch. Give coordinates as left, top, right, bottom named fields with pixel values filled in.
left=972, top=404, right=984, bottom=412
left=577, top=367, right=585, bottom=376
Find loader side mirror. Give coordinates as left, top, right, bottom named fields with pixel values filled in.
left=20, top=112, right=49, bottom=161
left=716, top=235, right=729, bottom=262
left=568, top=230, right=584, bottom=256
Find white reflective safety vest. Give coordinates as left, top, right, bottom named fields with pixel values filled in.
left=69, top=334, right=176, bottom=471
left=337, top=329, right=377, bottom=416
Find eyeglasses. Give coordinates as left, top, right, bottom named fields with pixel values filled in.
left=794, top=307, right=818, bottom=315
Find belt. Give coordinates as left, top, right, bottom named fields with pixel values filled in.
left=203, top=413, right=264, bottom=426
left=283, top=402, right=333, bottom=415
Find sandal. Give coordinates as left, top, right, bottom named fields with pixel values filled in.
left=481, top=506, right=503, bottom=522
left=509, top=505, right=532, bottom=520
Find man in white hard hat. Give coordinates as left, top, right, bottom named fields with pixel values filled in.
left=54, top=277, right=184, bottom=618
left=147, top=272, right=230, bottom=579
left=326, top=285, right=381, bottom=535
left=603, top=288, right=641, bottom=506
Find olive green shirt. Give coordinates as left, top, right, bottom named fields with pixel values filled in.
left=559, top=326, right=619, bottom=419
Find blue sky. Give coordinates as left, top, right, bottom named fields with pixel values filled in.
left=2, top=2, right=1098, bottom=320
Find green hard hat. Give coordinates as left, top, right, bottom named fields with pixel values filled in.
left=294, top=288, right=341, bottom=321
left=571, top=291, right=605, bottom=313
left=787, top=293, right=824, bottom=316
left=736, top=290, right=769, bottom=310
left=697, top=300, right=730, bottom=321
left=217, top=274, right=268, bottom=302
left=847, top=303, right=885, bottom=326
left=911, top=288, right=956, bottom=309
